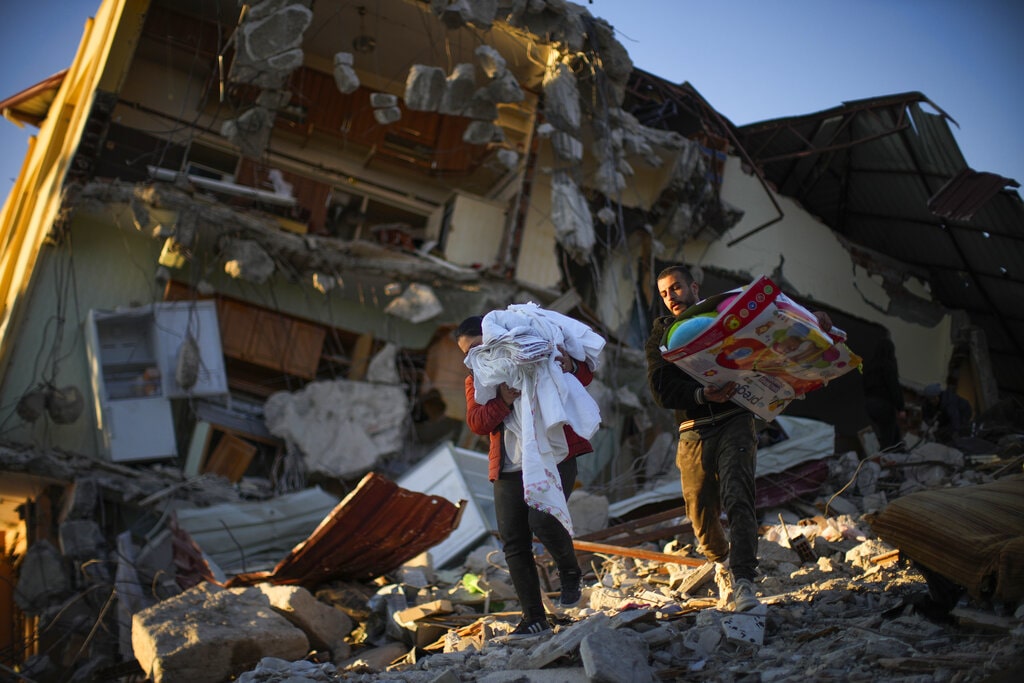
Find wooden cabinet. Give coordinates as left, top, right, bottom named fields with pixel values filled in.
left=216, top=300, right=325, bottom=379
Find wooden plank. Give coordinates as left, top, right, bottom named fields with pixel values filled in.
left=203, top=433, right=257, bottom=483
left=578, top=505, right=691, bottom=545
left=347, top=332, right=374, bottom=380
left=571, top=540, right=705, bottom=567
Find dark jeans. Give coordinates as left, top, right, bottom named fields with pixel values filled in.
left=494, top=458, right=580, bottom=621
left=676, top=413, right=759, bottom=581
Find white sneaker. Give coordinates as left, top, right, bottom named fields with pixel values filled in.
left=714, top=563, right=734, bottom=610
left=732, top=578, right=761, bottom=612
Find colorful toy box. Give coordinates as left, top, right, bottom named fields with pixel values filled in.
left=661, top=275, right=862, bottom=420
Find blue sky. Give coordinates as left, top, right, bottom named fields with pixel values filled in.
left=2, top=0, right=1022, bottom=197
left=591, top=0, right=1024, bottom=186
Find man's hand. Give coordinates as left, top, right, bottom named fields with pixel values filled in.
left=813, top=311, right=833, bottom=331
left=554, top=345, right=577, bottom=373
left=498, top=382, right=520, bottom=407
left=704, top=381, right=738, bottom=403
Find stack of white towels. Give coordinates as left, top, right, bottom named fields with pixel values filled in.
left=465, top=302, right=605, bottom=535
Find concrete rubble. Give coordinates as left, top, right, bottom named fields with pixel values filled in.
left=6, top=433, right=1023, bottom=682
left=3, top=1, right=1023, bottom=681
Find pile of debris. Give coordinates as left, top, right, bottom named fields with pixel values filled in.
left=6, top=431, right=1024, bottom=682
left=124, top=504, right=1024, bottom=683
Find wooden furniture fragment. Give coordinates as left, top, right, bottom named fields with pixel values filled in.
left=203, top=433, right=257, bottom=483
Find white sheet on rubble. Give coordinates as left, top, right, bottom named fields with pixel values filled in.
left=264, top=378, right=409, bottom=480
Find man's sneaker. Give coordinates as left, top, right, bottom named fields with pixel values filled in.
left=558, top=569, right=582, bottom=608
left=732, top=578, right=761, bottom=612
left=714, top=563, right=734, bottom=610
left=506, top=617, right=551, bottom=640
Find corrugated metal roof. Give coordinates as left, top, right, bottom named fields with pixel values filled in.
left=928, top=168, right=1021, bottom=221
left=737, top=92, right=1024, bottom=401
left=206, top=473, right=465, bottom=587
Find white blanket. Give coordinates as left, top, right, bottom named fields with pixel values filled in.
left=465, top=303, right=605, bottom=534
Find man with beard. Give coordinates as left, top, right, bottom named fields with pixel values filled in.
left=646, top=265, right=831, bottom=612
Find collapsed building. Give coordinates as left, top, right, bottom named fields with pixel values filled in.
left=1, top=0, right=1023, bottom=680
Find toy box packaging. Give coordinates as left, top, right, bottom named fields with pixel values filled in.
left=660, top=275, right=862, bottom=420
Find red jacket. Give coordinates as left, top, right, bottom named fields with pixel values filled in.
left=464, top=361, right=595, bottom=482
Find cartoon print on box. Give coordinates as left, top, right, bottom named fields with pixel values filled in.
left=662, top=275, right=861, bottom=420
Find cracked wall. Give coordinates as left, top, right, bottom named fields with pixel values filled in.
left=687, top=155, right=954, bottom=389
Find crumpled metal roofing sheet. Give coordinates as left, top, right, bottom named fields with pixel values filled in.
left=224, top=472, right=464, bottom=587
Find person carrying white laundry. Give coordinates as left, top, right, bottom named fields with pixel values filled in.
left=456, top=314, right=593, bottom=640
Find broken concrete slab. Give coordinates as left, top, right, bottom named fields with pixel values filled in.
left=384, top=282, right=444, bottom=324
left=474, top=44, right=506, bottom=79
left=507, top=611, right=611, bottom=669
left=405, top=65, right=446, bottom=112
left=333, top=52, right=360, bottom=94
left=463, top=120, right=501, bottom=145
left=542, top=63, right=581, bottom=132
left=256, top=583, right=354, bottom=658
left=549, top=171, right=595, bottom=263
left=717, top=604, right=768, bottom=646
left=237, top=656, right=338, bottom=682
left=485, top=70, right=524, bottom=104
left=580, top=624, right=655, bottom=683
left=370, top=92, right=398, bottom=108
left=439, top=63, right=476, bottom=115
left=339, top=640, right=409, bottom=673
left=13, top=539, right=70, bottom=615
left=57, top=518, right=105, bottom=559
left=132, top=583, right=310, bottom=683
left=221, top=237, right=276, bottom=282
left=477, top=669, right=589, bottom=683
left=373, top=106, right=402, bottom=125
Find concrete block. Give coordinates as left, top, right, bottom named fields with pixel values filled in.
left=59, top=478, right=99, bottom=521
left=463, top=121, right=499, bottom=145
left=440, top=63, right=476, bottom=115
left=511, top=612, right=610, bottom=669
left=486, top=70, right=524, bottom=104
left=132, top=584, right=309, bottom=683
left=370, top=92, right=398, bottom=108
left=478, top=669, right=589, bottom=683
left=475, top=44, right=506, bottom=79
left=254, top=584, right=353, bottom=653
left=58, top=519, right=105, bottom=560
left=542, top=63, right=581, bottom=132
left=373, top=106, right=402, bottom=125
left=580, top=625, right=655, bottom=683
left=405, top=65, right=446, bottom=112
left=670, top=561, right=715, bottom=594
left=333, top=56, right=360, bottom=94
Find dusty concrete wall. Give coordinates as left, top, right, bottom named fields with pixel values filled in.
left=686, top=155, right=953, bottom=389
left=0, top=204, right=482, bottom=457
left=0, top=210, right=162, bottom=457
